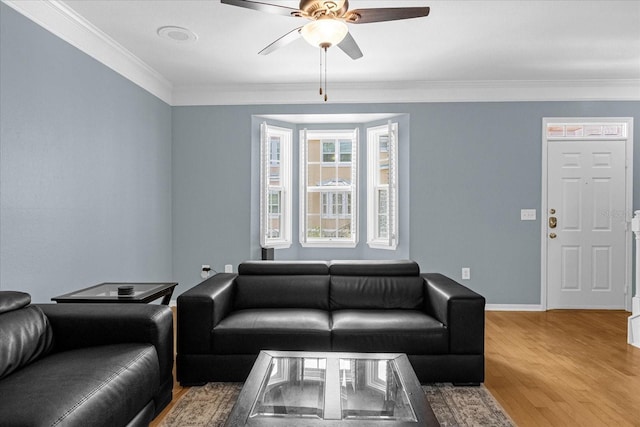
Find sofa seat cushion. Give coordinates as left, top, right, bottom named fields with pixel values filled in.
left=213, top=309, right=331, bottom=354
left=331, top=310, right=448, bottom=355
left=0, top=343, right=159, bottom=427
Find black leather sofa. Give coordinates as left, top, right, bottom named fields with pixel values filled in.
left=177, top=260, right=485, bottom=385
left=0, top=291, right=173, bottom=427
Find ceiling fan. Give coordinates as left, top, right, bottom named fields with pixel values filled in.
left=220, top=0, right=430, bottom=59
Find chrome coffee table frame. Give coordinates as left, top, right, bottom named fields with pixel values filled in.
left=225, top=350, right=439, bottom=426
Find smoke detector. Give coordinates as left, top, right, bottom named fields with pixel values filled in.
left=157, top=26, right=198, bottom=44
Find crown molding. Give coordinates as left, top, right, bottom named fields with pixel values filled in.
left=3, top=1, right=639, bottom=107
left=2, top=0, right=173, bottom=105
left=172, top=79, right=640, bottom=106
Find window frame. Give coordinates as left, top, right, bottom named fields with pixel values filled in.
left=367, top=121, right=399, bottom=250
left=260, top=123, right=292, bottom=249
left=300, top=128, right=359, bottom=248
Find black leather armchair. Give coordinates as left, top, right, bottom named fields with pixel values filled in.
left=0, top=291, right=173, bottom=427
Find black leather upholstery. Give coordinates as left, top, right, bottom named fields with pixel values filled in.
left=177, top=260, right=485, bottom=385
left=0, top=344, right=159, bottom=427
left=235, top=275, right=330, bottom=310
left=38, top=303, right=174, bottom=385
left=423, top=273, right=485, bottom=355
left=239, top=260, right=329, bottom=275
left=0, top=304, right=53, bottom=380
left=331, top=309, right=448, bottom=354
left=329, top=259, right=420, bottom=276
left=0, top=291, right=31, bottom=314
left=214, top=308, right=331, bottom=353
left=0, top=291, right=173, bottom=426
left=177, top=273, right=236, bottom=355
left=330, top=276, right=424, bottom=310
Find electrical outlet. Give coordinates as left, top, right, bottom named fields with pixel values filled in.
left=462, top=268, right=471, bottom=280
left=224, top=264, right=233, bottom=273
left=201, top=264, right=211, bottom=279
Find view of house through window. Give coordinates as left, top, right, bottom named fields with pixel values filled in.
left=300, top=129, right=358, bottom=247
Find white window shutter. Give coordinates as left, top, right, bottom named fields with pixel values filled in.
left=387, top=120, right=397, bottom=247
left=299, top=128, right=308, bottom=245
left=260, top=123, right=292, bottom=249
left=259, top=122, right=269, bottom=247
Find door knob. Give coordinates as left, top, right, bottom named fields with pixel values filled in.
left=549, top=233, right=557, bottom=239
left=549, top=217, right=557, bottom=229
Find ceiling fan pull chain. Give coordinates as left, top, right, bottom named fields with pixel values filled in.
left=319, top=47, right=323, bottom=96
left=324, top=46, right=328, bottom=102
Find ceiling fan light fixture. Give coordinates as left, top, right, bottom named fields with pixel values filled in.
left=301, top=18, right=348, bottom=48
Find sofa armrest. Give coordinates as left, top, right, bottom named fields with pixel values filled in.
left=422, top=273, right=485, bottom=354
left=177, top=273, right=236, bottom=355
left=37, top=303, right=173, bottom=382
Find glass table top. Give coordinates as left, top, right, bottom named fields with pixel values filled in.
left=249, top=356, right=417, bottom=422
left=69, top=283, right=168, bottom=298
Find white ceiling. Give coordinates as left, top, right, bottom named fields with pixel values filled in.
left=6, top=0, right=640, bottom=104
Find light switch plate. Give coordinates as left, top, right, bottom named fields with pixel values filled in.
left=521, top=209, right=537, bottom=221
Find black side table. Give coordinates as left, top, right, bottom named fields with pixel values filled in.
left=52, top=282, right=178, bottom=305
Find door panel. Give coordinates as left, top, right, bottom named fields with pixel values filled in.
left=561, top=246, right=580, bottom=290
left=547, top=140, right=626, bottom=309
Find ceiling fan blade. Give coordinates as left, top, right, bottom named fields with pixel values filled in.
left=259, top=27, right=303, bottom=55
left=345, top=7, right=430, bottom=24
left=337, top=32, right=363, bottom=60
left=221, top=0, right=299, bottom=18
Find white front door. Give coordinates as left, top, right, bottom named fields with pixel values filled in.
left=544, top=119, right=632, bottom=310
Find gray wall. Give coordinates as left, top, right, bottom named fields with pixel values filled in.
left=3, top=3, right=639, bottom=306
left=0, top=4, right=173, bottom=303
left=173, top=102, right=640, bottom=304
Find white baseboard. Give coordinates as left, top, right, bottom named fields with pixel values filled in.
left=485, top=304, right=544, bottom=311
left=628, top=314, right=640, bottom=348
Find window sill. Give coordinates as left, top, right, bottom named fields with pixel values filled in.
left=367, top=241, right=398, bottom=251
left=264, top=241, right=292, bottom=250
left=300, top=240, right=358, bottom=249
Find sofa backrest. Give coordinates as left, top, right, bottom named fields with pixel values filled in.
left=329, top=260, right=424, bottom=310
left=234, top=261, right=330, bottom=310
left=0, top=291, right=53, bottom=380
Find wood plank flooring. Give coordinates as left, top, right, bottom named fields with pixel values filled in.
left=485, top=310, right=640, bottom=426
left=152, top=310, right=640, bottom=426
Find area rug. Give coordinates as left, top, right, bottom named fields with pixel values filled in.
left=160, top=382, right=514, bottom=426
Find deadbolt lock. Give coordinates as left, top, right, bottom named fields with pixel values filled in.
left=549, top=217, right=557, bottom=229
left=550, top=208, right=556, bottom=214
left=549, top=233, right=557, bottom=239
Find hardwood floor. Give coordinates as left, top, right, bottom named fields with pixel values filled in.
left=151, top=310, right=640, bottom=426
left=485, top=310, right=640, bottom=426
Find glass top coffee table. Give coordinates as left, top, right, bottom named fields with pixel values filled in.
left=51, top=282, right=178, bottom=305
left=225, top=350, right=439, bottom=426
